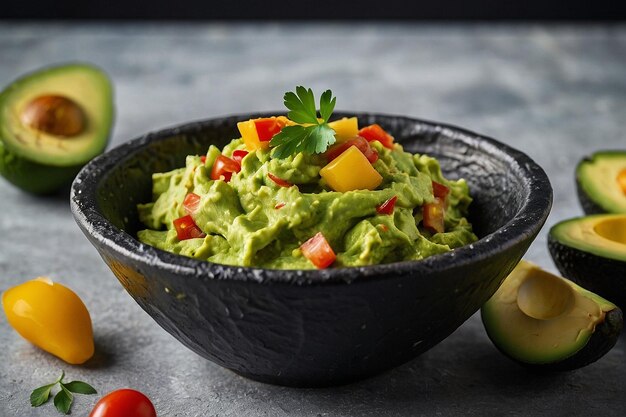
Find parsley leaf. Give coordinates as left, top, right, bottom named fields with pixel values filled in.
left=270, top=86, right=337, bottom=158
left=63, top=381, right=97, bottom=395
left=30, top=370, right=97, bottom=415
left=30, top=383, right=56, bottom=407
left=54, top=388, right=73, bottom=415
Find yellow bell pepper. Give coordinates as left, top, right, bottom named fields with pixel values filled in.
left=238, top=116, right=293, bottom=151
left=320, top=146, right=382, bottom=192
left=2, top=277, right=94, bottom=364
left=237, top=119, right=267, bottom=151
left=328, top=117, right=359, bottom=142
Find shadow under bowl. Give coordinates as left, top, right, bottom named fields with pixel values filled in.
left=71, top=112, right=552, bottom=387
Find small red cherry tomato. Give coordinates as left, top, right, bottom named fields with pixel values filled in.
left=173, top=215, right=206, bottom=240
left=89, top=389, right=156, bottom=417
left=232, top=149, right=249, bottom=165
left=183, top=193, right=201, bottom=215
left=267, top=173, right=292, bottom=187
left=376, top=196, right=398, bottom=215
left=210, top=155, right=241, bottom=182
left=423, top=198, right=445, bottom=234
left=254, top=117, right=286, bottom=141
left=324, top=136, right=378, bottom=164
left=300, top=232, right=336, bottom=269
left=358, top=124, right=394, bottom=149
left=431, top=181, right=450, bottom=200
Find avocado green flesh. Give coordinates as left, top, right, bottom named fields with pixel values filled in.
left=577, top=151, right=626, bottom=214
left=550, top=214, right=626, bottom=262
left=136, top=138, right=477, bottom=269
left=0, top=63, right=113, bottom=166
left=0, top=140, right=81, bottom=194
left=482, top=260, right=618, bottom=365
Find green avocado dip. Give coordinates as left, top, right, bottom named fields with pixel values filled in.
left=136, top=128, right=476, bottom=269
left=137, top=88, right=477, bottom=269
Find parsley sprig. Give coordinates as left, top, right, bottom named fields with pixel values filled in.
left=270, top=86, right=337, bottom=158
left=30, top=370, right=97, bottom=415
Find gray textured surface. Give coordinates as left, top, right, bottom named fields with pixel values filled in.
left=1, top=22, right=625, bottom=416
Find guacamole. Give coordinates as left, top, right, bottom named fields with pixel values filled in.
left=136, top=118, right=478, bottom=270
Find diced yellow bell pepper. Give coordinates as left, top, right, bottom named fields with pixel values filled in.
left=276, top=116, right=296, bottom=126
left=320, top=146, right=382, bottom=192
left=328, top=117, right=359, bottom=142
left=237, top=120, right=268, bottom=151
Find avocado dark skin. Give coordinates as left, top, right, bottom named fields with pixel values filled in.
left=549, top=235, right=626, bottom=310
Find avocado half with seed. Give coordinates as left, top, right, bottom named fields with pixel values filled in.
left=0, top=63, right=114, bottom=194
left=481, top=260, right=622, bottom=371
left=576, top=150, right=626, bottom=214
left=549, top=214, right=626, bottom=309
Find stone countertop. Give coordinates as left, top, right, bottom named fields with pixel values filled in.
left=0, top=23, right=625, bottom=416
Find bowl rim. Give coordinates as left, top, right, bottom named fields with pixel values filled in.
left=70, top=112, right=553, bottom=285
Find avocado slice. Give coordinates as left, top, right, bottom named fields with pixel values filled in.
left=549, top=214, right=626, bottom=309
left=481, top=260, right=622, bottom=371
left=0, top=63, right=113, bottom=194
left=576, top=150, right=626, bottom=214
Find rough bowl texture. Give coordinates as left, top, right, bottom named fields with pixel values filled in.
left=70, top=113, right=552, bottom=387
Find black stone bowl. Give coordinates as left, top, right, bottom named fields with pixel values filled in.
left=70, top=113, right=552, bottom=387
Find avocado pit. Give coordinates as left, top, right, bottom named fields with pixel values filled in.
left=20, top=94, right=86, bottom=137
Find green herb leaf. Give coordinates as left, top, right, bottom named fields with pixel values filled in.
left=318, top=89, right=336, bottom=122
left=30, top=371, right=65, bottom=407
left=270, top=87, right=337, bottom=158
left=62, top=381, right=97, bottom=395
left=284, top=86, right=319, bottom=124
left=53, top=388, right=73, bottom=415
left=30, top=383, right=55, bottom=407
left=29, top=370, right=96, bottom=415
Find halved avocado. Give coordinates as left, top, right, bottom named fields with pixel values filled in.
left=576, top=151, right=626, bottom=214
left=0, top=63, right=114, bottom=194
left=481, top=260, right=622, bottom=371
left=548, top=214, right=626, bottom=309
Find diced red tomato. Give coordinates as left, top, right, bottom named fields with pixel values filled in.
left=268, top=172, right=292, bottom=187
left=376, top=196, right=398, bottom=215
left=232, top=149, right=249, bottom=165
left=210, top=155, right=241, bottom=182
left=173, top=215, right=206, bottom=240
left=274, top=202, right=286, bottom=209
left=423, top=198, right=445, bottom=234
left=200, top=155, right=207, bottom=164
left=378, top=224, right=389, bottom=232
left=432, top=181, right=450, bottom=200
left=254, top=117, right=286, bottom=141
left=183, top=193, right=201, bottom=215
left=300, top=232, right=336, bottom=269
left=324, top=136, right=378, bottom=164
left=358, top=124, right=394, bottom=149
